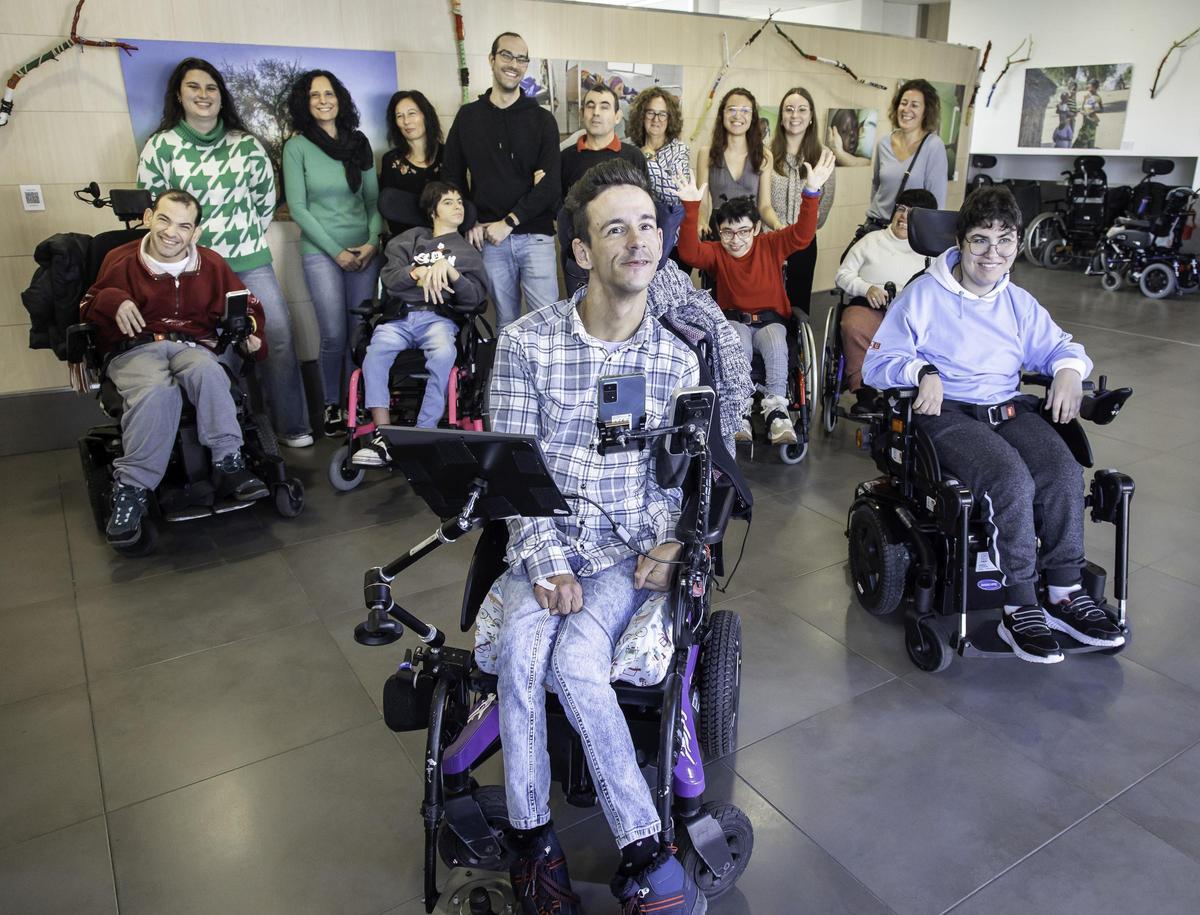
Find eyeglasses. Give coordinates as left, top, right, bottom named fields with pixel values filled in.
left=893, top=205, right=911, bottom=217
left=724, top=106, right=752, bottom=117
left=645, top=110, right=669, bottom=121
left=965, top=236, right=1019, bottom=256
left=494, top=49, right=531, bottom=66
left=782, top=105, right=810, bottom=116
left=719, top=226, right=755, bottom=242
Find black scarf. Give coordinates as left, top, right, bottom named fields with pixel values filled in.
left=303, top=125, right=373, bottom=193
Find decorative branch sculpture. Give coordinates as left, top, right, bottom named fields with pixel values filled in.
left=986, top=36, right=1032, bottom=108
left=966, top=40, right=991, bottom=125
left=449, top=0, right=469, bottom=106
left=1150, top=25, right=1200, bottom=99
left=688, top=10, right=777, bottom=143
left=773, top=23, right=890, bottom=91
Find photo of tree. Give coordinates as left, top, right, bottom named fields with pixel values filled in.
left=1018, top=63, right=1133, bottom=149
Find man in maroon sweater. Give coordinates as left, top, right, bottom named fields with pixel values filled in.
left=675, top=148, right=834, bottom=444
left=80, top=189, right=270, bottom=546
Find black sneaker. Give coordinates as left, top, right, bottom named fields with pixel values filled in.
left=998, top=606, right=1065, bottom=664
left=213, top=452, right=269, bottom=502
left=1045, top=591, right=1125, bottom=648
left=611, top=849, right=707, bottom=915
left=351, top=431, right=392, bottom=467
left=510, top=825, right=581, bottom=915
left=323, top=403, right=345, bottom=437
left=106, top=483, right=149, bottom=545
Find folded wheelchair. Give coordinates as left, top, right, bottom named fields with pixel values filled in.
left=350, top=372, right=755, bottom=912
left=31, top=185, right=304, bottom=557
left=846, top=209, right=1134, bottom=673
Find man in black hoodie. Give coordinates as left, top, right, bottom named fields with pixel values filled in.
left=443, top=32, right=561, bottom=330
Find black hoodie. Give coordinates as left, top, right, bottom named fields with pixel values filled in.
left=442, top=89, right=562, bottom=236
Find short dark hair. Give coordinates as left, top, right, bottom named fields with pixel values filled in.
left=490, top=31, right=524, bottom=56
left=419, top=180, right=462, bottom=221
left=582, top=82, right=620, bottom=110
left=956, top=186, right=1023, bottom=243
left=713, top=196, right=760, bottom=228
left=896, top=188, right=938, bottom=210
left=154, top=57, right=249, bottom=136
left=564, top=158, right=653, bottom=245
left=385, top=89, right=443, bottom=156
left=153, top=188, right=203, bottom=224
left=890, top=78, right=941, bottom=134
left=287, top=70, right=360, bottom=136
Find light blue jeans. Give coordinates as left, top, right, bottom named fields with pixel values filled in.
left=236, top=265, right=310, bottom=438
left=496, top=555, right=662, bottom=848
left=481, top=233, right=559, bottom=330
left=301, top=252, right=381, bottom=406
left=729, top=319, right=789, bottom=397
left=362, top=311, right=457, bottom=428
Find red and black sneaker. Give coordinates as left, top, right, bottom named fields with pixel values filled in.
left=611, top=848, right=708, bottom=914
left=510, top=825, right=581, bottom=915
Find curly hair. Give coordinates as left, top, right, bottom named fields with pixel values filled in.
left=956, top=186, right=1024, bottom=242
left=154, top=57, right=248, bottom=135
left=287, top=70, right=360, bottom=136
left=889, top=78, right=941, bottom=133
left=770, top=86, right=822, bottom=176
left=385, top=89, right=442, bottom=158
left=708, top=88, right=765, bottom=174
left=626, top=87, right=683, bottom=147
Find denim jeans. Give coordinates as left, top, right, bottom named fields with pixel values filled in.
left=481, top=233, right=559, bottom=330
left=496, top=555, right=662, bottom=848
left=236, top=265, right=310, bottom=438
left=728, top=319, right=788, bottom=397
left=301, top=252, right=381, bottom=405
left=362, top=311, right=457, bottom=428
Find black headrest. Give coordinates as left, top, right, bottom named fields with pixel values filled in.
left=111, top=189, right=153, bottom=223
left=1074, top=155, right=1105, bottom=172
left=970, top=154, right=997, bottom=169
left=377, top=187, right=478, bottom=234
left=1142, top=158, right=1174, bottom=177
left=906, top=207, right=958, bottom=258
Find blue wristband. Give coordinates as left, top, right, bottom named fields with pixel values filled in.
left=801, top=187, right=822, bottom=198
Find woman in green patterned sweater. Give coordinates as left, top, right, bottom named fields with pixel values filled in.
left=137, top=57, right=313, bottom=447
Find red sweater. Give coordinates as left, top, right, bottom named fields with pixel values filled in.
left=80, top=238, right=267, bottom=359
left=678, top=194, right=819, bottom=319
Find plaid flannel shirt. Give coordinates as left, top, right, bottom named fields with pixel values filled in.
left=490, top=290, right=700, bottom=583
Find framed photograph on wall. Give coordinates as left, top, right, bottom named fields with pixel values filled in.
left=1018, top=63, right=1133, bottom=150
left=827, top=108, right=878, bottom=167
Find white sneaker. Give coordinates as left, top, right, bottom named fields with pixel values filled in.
left=768, top=415, right=798, bottom=445
left=280, top=433, right=314, bottom=448
left=734, top=416, right=753, bottom=442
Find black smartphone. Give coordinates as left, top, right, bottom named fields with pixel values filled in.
left=596, top=374, right=647, bottom=454
left=665, top=386, right=716, bottom=454
left=224, top=290, right=250, bottom=327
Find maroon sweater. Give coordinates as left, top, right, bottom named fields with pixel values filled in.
left=80, top=239, right=267, bottom=359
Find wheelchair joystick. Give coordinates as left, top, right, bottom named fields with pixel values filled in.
left=354, top=606, right=403, bottom=647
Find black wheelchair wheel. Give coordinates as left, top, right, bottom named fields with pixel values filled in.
left=848, top=505, right=909, bottom=616
left=905, top=617, right=952, bottom=673
left=820, top=306, right=840, bottom=435
left=112, top=517, right=160, bottom=558
left=273, top=478, right=305, bottom=518
left=1023, top=213, right=1060, bottom=266
left=1040, top=240, right=1072, bottom=270
left=251, top=413, right=280, bottom=458
left=678, top=802, right=754, bottom=901
left=327, top=445, right=365, bottom=492
left=1101, top=269, right=1124, bottom=291
left=1139, top=263, right=1177, bottom=299
left=436, top=784, right=514, bottom=872
left=699, top=610, right=742, bottom=759
left=78, top=438, right=111, bottom=534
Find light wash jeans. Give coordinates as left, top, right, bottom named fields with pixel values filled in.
left=236, top=264, right=310, bottom=438
left=481, top=233, right=559, bottom=330
left=301, top=252, right=381, bottom=406
left=496, top=555, right=661, bottom=848
left=728, top=319, right=788, bottom=397
left=362, top=311, right=457, bottom=428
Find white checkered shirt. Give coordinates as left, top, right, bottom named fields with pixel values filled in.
left=490, top=292, right=700, bottom=582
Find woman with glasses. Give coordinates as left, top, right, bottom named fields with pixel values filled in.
left=379, top=90, right=444, bottom=236
left=770, top=86, right=836, bottom=316
left=283, top=69, right=382, bottom=436
left=865, top=78, right=948, bottom=230
left=627, top=87, right=690, bottom=208
left=696, top=88, right=782, bottom=235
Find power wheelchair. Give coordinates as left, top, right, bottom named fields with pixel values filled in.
left=1095, top=179, right=1198, bottom=299
left=846, top=208, right=1135, bottom=673
left=350, top=358, right=755, bottom=912
left=327, top=188, right=495, bottom=492
left=58, top=185, right=305, bottom=556
left=1024, top=155, right=1113, bottom=270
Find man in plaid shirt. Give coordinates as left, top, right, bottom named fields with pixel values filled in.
left=489, top=159, right=708, bottom=915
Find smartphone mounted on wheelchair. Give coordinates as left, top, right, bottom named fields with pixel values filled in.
left=215, top=290, right=251, bottom=355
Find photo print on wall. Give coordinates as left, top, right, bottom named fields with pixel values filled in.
left=1018, top=63, right=1133, bottom=150
left=927, top=80, right=965, bottom=181
left=826, top=108, right=879, bottom=166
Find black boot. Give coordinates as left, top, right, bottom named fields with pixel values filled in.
left=213, top=452, right=269, bottom=502
left=106, top=483, right=149, bottom=545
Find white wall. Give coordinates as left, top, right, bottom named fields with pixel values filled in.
left=780, top=0, right=919, bottom=37
left=949, top=0, right=1200, bottom=184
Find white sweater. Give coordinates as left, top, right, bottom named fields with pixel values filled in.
left=834, top=227, right=929, bottom=298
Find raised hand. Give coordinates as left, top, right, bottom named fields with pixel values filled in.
left=802, top=148, right=837, bottom=191
left=673, top=172, right=706, bottom=203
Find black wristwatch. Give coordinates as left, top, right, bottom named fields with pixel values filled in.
left=504, top=214, right=518, bottom=229
left=917, top=364, right=940, bottom=382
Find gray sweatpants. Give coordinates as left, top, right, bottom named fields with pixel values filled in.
left=106, top=341, right=242, bottom=491
left=728, top=319, right=788, bottom=397
left=915, top=398, right=1084, bottom=606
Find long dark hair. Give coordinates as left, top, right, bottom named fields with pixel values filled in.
left=890, top=78, right=941, bottom=133
left=287, top=69, right=360, bottom=136
left=708, top=88, right=764, bottom=174
left=771, top=86, right=821, bottom=176
left=154, top=57, right=248, bottom=135
left=385, top=90, right=443, bottom=158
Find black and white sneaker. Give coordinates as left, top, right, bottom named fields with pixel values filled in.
left=323, top=403, right=345, bottom=437
left=351, top=431, right=393, bottom=467
left=1044, top=591, right=1125, bottom=648
left=998, top=606, right=1065, bottom=664
left=105, top=483, right=149, bottom=546
left=213, top=452, right=270, bottom=502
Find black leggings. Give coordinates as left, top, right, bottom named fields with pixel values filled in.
left=784, top=239, right=818, bottom=317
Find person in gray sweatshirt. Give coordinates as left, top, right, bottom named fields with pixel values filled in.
left=863, top=186, right=1124, bottom=665
left=352, top=181, right=487, bottom=466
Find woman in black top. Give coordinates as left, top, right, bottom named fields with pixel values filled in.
left=379, top=90, right=444, bottom=235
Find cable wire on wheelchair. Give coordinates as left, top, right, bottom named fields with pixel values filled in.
left=562, top=492, right=689, bottom=566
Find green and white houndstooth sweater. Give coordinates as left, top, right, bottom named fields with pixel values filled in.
left=137, top=120, right=276, bottom=273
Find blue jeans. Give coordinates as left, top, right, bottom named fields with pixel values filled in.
left=301, top=252, right=381, bottom=406
left=496, top=556, right=661, bottom=848
left=481, top=233, right=559, bottom=330
left=236, top=265, right=310, bottom=438
left=362, top=311, right=457, bottom=428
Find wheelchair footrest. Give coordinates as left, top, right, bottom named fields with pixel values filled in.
left=954, top=611, right=1129, bottom=658
left=163, top=500, right=256, bottom=522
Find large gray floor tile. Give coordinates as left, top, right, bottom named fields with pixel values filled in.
left=0, top=596, right=85, bottom=705
left=730, top=680, right=1099, bottom=915
left=1119, top=567, right=1200, bottom=691
left=90, top=621, right=379, bottom=810
left=77, top=551, right=316, bottom=679
left=0, top=685, right=103, bottom=849
left=109, top=722, right=423, bottom=915
left=731, top=499, right=850, bottom=585
left=1111, top=741, right=1200, bottom=864
left=949, top=807, right=1200, bottom=914
left=0, top=509, right=72, bottom=609
left=0, top=817, right=116, bottom=915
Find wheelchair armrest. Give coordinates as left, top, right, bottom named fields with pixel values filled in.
left=1051, top=418, right=1093, bottom=468
left=884, top=386, right=918, bottom=400
left=1022, top=372, right=1096, bottom=392
left=674, top=480, right=736, bottom=546
left=1080, top=386, right=1132, bottom=426
left=65, top=323, right=98, bottom=365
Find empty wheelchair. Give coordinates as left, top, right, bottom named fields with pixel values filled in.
left=1025, top=155, right=1111, bottom=269
left=1096, top=181, right=1199, bottom=299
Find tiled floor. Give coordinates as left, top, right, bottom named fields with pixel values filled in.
left=4, top=263, right=1200, bottom=914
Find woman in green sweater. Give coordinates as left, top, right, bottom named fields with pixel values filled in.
left=283, top=69, right=383, bottom=435
left=138, top=57, right=312, bottom=447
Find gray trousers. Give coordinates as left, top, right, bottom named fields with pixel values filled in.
left=728, top=319, right=788, bottom=398
left=915, top=398, right=1084, bottom=606
left=107, top=341, right=242, bottom=490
